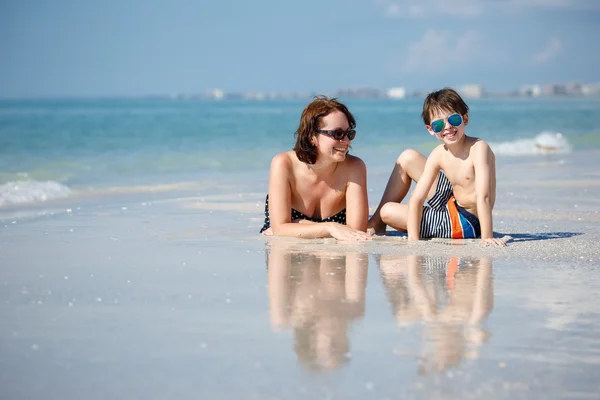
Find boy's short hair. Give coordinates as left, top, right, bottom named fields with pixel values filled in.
left=421, top=88, right=469, bottom=125
left=294, top=96, right=356, bottom=164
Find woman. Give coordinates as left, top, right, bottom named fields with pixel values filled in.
left=260, top=96, right=371, bottom=241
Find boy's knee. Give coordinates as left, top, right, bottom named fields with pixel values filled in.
left=396, top=149, right=421, bottom=167
left=380, top=202, right=394, bottom=224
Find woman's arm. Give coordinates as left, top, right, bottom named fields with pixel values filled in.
left=268, top=153, right=370, bottom=240
left=344, top=156, right=369, bottom=232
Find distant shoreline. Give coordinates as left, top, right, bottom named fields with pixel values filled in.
left=2, top=95, right=600, bottom=102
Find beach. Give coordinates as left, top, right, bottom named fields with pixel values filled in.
left=1, top=99, right=600, bottom=399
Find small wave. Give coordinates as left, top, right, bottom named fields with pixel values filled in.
left=0, top=180, right=71, bottom=207
left=490, top=131, right=572, bottom=156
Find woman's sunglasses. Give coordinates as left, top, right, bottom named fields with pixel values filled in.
left=316, top=129, right=356, bottom=141
left=430, top=114, right=462, bottom=133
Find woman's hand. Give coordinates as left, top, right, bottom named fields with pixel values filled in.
left=262, top=221, right=373, bottom=241
left=326, top=222, right=373, bottom=241
left=261, top=218, right=315, bottom=236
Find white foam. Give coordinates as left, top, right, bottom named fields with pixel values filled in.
left=0, top=180, right=71, bottom=207
left=490, top=131, right=572, bottom=156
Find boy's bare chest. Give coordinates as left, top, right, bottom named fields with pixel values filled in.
left=441, top=157, right=475, bottom=190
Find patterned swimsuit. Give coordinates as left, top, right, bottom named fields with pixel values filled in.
left=259, top=195, right=346, bottom=233
left=420, top=171, right=481, bottom=239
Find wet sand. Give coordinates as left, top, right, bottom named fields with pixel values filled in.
left=1, top=151, right=600, bottom=399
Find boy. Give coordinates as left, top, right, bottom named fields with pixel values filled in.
left=368, top=88, right=506, bottom=247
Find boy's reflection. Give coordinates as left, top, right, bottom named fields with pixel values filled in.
left=377, top=255, right=493, bottom=375
left=266, top=244, right=368, bottom=371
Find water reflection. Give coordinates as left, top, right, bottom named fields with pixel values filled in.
left=266, top=244, right=368, bottom=371
left=377, top=255, right=494, bottom=375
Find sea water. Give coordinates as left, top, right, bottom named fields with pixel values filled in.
left=1, top=97, right=599, bottom=216
left=2, top=97, right=600, bottom=398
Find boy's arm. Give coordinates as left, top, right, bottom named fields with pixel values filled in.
left=407, top=150, right=441, bottom=240
left=473, top=142, right=506, bottom=247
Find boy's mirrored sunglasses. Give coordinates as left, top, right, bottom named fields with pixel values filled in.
left=316, top=129, right=356, bottom=141
left=430, top=114, right=462, bottom=133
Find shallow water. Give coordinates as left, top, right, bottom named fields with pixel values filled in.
left=1, top=203, right=599, bottom=399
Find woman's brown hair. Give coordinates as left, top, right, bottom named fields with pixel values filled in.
left=293, top=96, right=356, bottom=164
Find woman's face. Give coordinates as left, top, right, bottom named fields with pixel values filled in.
left=314, top=111, right=352, bottom=162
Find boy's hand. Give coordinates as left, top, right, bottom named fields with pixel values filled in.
left=481, top=237, right=508, bottom=247
left=366, top=226, right=386, bottom=236
left=367, top=219, right=386, bottom=235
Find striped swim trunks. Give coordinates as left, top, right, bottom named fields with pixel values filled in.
left=420, top=171, right=481, bottom=239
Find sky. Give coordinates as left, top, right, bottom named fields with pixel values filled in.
left=1, top=0, right=599, bottom=98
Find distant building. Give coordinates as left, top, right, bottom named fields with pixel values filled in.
left=581, top=83, right=600, bottom=97
left=519, top=85, right=542, bottom=97
left=458, top=84, right=485, bottom=98
left=565, top=82, right=583, bottom=96
left=206, top=88, right=225, bottom=100
left=290, top=92, right=313, bottom=100
left=542, top=84, right=567, bottom=96
left=386, top=87, right=406, bottom=99
left=223, top=92, right=245, bottom=100
left=242, top=91, right=267, bottom=100
left=335, top=87, right=383, bottom=99
left=265, top=92, right=285, bottom=100
left=410, top=89, right=433, bottom=99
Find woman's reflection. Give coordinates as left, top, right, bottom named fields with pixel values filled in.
left=377, top=254, right=493, bottom=375
left=267, top=244, right=368, bottom=371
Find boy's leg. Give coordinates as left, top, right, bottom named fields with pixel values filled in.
left=380, top=203, right=410, bottom=232
left=368, top=150, right=437, bottom=233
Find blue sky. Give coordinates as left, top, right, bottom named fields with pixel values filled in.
left=1, top=0, right=599, bottom=97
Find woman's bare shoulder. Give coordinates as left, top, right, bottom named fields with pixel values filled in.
left=270, top=151, right=296, bottom=168
left=343, top=154, right=366, bottom=169
left=340, top=154, right=367, bottom=180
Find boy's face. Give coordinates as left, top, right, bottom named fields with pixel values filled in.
left=426, top=109, right=469, bottom=145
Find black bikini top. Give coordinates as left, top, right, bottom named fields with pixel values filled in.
left=260, top=195, right=346, bottom=233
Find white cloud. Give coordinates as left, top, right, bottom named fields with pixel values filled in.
left=377, top=0, right=600, bottom=18
left=516, top=0, right=572, bottom=6
left=503, top=0, right=600, bottom=9
left=384, top=3, right=401, bottom=16
left=403, top=29, right=489, bottom=72
left=378, top=0, right=484, bottom=17
left=532, top=38, right=563, bottom=64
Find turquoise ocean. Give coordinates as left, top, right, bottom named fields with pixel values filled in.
left=1, top=97, right=600, bottom=218
left=2, top=98, right=600, bottom=398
